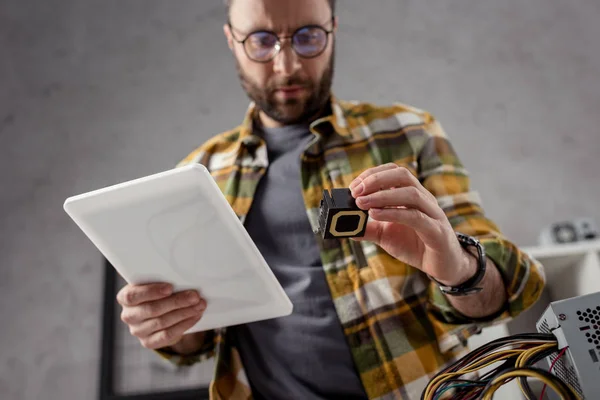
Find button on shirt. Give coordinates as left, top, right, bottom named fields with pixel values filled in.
left=231, top=123, right=368, bottom=399
left=156, top=96, right=546, bottom=400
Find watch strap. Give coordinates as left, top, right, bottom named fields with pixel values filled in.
left=430, top=232, right=487, bottom=296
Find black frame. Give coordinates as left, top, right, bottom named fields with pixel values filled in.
left=99, top=258, right=210, bottom=400
left=227, top=16, right=335, bottom=63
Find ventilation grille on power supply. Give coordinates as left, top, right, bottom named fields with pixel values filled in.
left=552, top=354, right=584, bottom=398
left=553, top=305, right=600, bottom=399
left=537, top=313, right=586, bottom=398
left=538, top=318, right=550, bottom=334
left=577, top=306, right=600, bottom=349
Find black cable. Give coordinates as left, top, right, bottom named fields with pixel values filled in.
left=421, top=333, right=557, bottom=400
left=433, top=356, right=514, bottom=398
left=431, top=378, right=488, bottom=399
left=430, top=333, right=555, bottom=376
left=479, top=366, right=579, bottom=400
left=436, top=379, right=487, bottom=385
left=438, top=333, right=555, bottom=377
left=479, top=357, right=516, bottom=380
left=517, top=345, right=560, bottom=400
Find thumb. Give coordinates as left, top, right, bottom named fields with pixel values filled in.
left=350, top=219, right=382, bottom=243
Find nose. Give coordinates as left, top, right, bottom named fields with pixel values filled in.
left=272, top=40, right=301, bottom=76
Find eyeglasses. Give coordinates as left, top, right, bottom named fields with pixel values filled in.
left=228, top=17, right=335, bottom=63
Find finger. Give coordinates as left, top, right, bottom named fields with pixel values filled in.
left=140, top=316, right=202, bottom=349
left=131, top=302, right=206, bottom=338
left=117, top=283, right=173, bottom=307
left=349, top=163, right=399, bottom=191
left=368, top=207, right=440, bottom=240
left=355, top=187, right=443, bottom=220
left=121, top=290, right=202, bottom=324
left=351, top=167, right=423, bottom=198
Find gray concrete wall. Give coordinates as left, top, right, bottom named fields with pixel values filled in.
left=1, top=0, right=599, bottom=399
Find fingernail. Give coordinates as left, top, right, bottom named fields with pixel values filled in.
left=352, top=183, right=364, bottom=196
left=369, top=208, right=382, bottom=217
left=357, top=195, right=369, bottom=206
left=349, top=180, right=359, bottom=190
left=187, top=292, right=200, bottom=304
left=195, top=300, right=206, bottom=311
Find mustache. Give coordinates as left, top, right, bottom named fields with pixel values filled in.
left=269, top=76, right=311, bottom=91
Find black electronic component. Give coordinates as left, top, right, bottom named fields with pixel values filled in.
left=316, top=188, right=368, bottom=239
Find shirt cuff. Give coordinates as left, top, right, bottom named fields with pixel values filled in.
left=152, top=329, right=217, bottom=367
left=426, top=236, right=546, bottom=352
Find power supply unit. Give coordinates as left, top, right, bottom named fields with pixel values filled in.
left=536, top=291, right=600, bottom=399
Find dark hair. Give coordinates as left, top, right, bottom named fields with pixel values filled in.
left=225, top=0, right=336, bottom=16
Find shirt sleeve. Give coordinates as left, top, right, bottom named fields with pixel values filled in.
left=153, top=329, right=218, bottom=367
left=415, top=112, right=546, bottom=350
left=150, top=145, right=218, bottom=366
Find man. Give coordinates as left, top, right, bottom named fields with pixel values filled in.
left=117, top=0, right=545, bottom=399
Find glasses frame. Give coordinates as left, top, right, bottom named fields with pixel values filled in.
left=228, top=16, right=335, bottom=63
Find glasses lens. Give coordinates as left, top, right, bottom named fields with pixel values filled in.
left=293, top=27, right=327, bottom=57
left=245, top=31, right=278, bottom=61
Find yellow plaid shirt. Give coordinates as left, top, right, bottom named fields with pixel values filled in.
left=156, top=95, right=545, bottom=400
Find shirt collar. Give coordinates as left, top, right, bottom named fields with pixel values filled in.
left=310, top=94, right=354, bottom=139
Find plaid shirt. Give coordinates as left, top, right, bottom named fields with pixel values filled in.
left=156, top=95, right=545, bottom=400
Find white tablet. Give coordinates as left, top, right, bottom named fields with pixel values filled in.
left=64, top=164, right=293, bottom=333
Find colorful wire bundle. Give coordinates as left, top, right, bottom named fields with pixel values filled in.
left=480, top=367, right=577, bottom=400
left=420, top=333, right=581, bottom=400
left=539, top=347, right=569, bottom=399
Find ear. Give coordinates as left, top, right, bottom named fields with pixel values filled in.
left=223, top=23, right=234, bottom=51
left=332, top=15, right=339, bottom=33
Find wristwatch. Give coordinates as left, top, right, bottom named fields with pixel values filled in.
left=430, top=232, right=487, bottom=296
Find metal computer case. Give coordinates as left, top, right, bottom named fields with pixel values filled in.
left=536, top=291, right=600, bottom=399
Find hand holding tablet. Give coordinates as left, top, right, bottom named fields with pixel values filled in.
left=116, top=282, right=207, bottom=350
left=64, top=164, right=293, bottom=338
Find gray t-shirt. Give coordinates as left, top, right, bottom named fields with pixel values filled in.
left=230, top=124, right=367, bottom=400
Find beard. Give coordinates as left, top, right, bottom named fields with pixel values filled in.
left=235, top=49, right=335, bottom=126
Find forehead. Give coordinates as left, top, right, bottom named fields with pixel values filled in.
left=229, top=0, right=332, bottom=34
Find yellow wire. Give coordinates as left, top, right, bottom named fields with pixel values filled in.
left=424, top=342, right=557, bottom=400
left=514, top=343, right=557, bottom=395
left=482, top=369, right=580, bottom=400
left=426, top=351, right=516, bottom=399
left=425, top=350, right=522, bottom=400
left=516, top=343, right=555, bottom=367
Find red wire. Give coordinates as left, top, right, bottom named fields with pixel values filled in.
left=539, top=347, right=568, bottom=400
